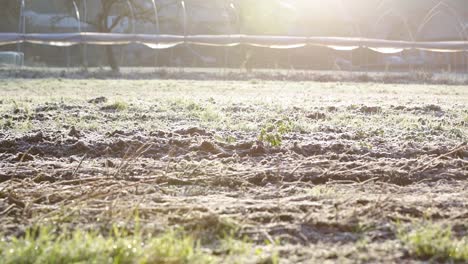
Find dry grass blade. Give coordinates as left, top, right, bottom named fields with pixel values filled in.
left=71, top=153, right=87, bottom=181
left=411, top=142, right=467, bottom=174
left=113, top=142, right=154, bottom=178
left=12, top=146, right=33, bottom=180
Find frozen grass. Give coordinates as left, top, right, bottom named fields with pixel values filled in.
left=0, top=79, right=466, bottom=142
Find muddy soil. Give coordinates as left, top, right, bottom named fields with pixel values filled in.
left=1, top=126, right=466, bottom=262
left=0, top=127, right=466, bottom=186
left=0, top=81, right=467, bottom=263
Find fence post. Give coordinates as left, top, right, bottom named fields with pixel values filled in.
left=17, top=0, right=26, bottom=67
left=180, top=1, right=187, bottom=72
left=83, top=0, right=88, bottom=69
left=150, top=0, right=160, bottom=70
left=72, top=1, right=81, bottom=70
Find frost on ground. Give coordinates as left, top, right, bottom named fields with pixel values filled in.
left=0, top=79, right=467, bottom=263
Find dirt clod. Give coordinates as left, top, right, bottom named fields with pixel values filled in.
left=13, top=152, right=34, bottom=162
left=360, top=106, right=382, bottom=114
left=175, top=127, right=211, bottom=136
left=198, top=141, right=223, bottom=154
left=307, top=112, right=327, bottom=120
left=327, top=106, right=338, bottom=112
left=250, top=141, right=267, bottom=156
left=88, top=96, right=108, bottom=104
left=68, top=126, right=82, bottom=138
left=25, top=132, right=44, bottom=143
left=69, top=141, right=91, bottom=154
left=423, top=104, right=442, bottom=112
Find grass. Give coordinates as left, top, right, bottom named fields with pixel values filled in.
left=0, top=79, right=466, bottom=139
left=0, top=226, right=277, bottom=264
left=102, top=101, right=129, bottom=112
left=0, top=227, right=209, bottom=264
left=398, top=223, right=468, bottom=262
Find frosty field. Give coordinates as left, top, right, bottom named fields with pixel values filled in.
left=0, top=78, right=467, bottom=263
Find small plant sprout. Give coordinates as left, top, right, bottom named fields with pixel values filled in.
left=258, top=119, right=293, bottom=147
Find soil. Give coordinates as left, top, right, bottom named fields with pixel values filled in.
left=0, top=79, right=466, bottom=263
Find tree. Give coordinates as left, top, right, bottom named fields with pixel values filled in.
left=73, top=0, right=156, bottom=71
left=64, top=0, right=160, bottom=71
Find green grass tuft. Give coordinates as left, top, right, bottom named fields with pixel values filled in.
left=0, top=227, right=213, bottom=264
left=398, top=223, right=468, bottom=262
left=0, top=225, right=279, bottom=264
left=102, top=101, right=129, bottom=111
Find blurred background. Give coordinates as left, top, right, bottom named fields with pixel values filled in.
left=0, top=0, right=467, bottom=71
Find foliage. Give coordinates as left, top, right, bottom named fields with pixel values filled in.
left=398, top=223, right=468, bottom=262
left=258, top=119, right=292, bottom=147
left=0, top=227, right=213, bottom=264
left=0, top=225, right=279, bottom=264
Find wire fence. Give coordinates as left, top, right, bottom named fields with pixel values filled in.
left=1, top=33, right=467, bottom=73
left=2, top=33, right=468, bottom=52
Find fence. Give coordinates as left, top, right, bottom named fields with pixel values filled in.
left=2, top=0, right=468, bottom=71
left=1, top=33, right=468, bottom=52
left=1, top=33, right=467, bottom=71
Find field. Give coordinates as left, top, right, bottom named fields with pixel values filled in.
left=0, top=77, right=467, bottom=263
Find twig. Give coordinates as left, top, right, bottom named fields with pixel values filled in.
left=0, top=204, right=15, bottom=216
left=72, top=153, right=87, bottom=178
left=13, top=146, right=33, bottom=180
left=359, top=177, right=379, bottom=185
left=411, top=142, right=466, bottom=174
left=114, top=142, right=154, bottom=178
